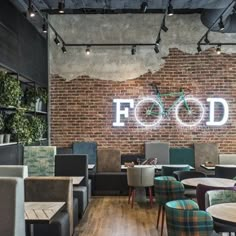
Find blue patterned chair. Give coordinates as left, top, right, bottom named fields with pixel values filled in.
left=166, top=199, right=214, bottom=236
left=154, top=176, right=185, bottom=236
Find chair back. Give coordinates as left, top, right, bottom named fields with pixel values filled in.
left=173, top=170, right=206, bottom=181
left=206, top=189, right=236, bottom=208
left=24, top=176, right=73, bottom=236
left=0, top=177, right=25, bottom=236
left=215, top=166, right=236, bottom=179
left=196, top=184, right=236, bottom=210
left=161, top=165, right=190, bottom=177
left=0, top=165, right=28, bottom=178
left=127, top=166, right=154, bottom=187
left=219, top=154, right=236, bottom=165
left=166, top=199, right=213, bottom=236
left=55, top=154, right=88, bottom=186
left=154, top=176, right=185, bottom=205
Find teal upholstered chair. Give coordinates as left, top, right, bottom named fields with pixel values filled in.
left=161, top=165, right=190, bottom=176
left=205, top=189, right=236, bottom=234
left=166, top=199, right=214, bottom=236
left=154, top=176, right=185, bottom=236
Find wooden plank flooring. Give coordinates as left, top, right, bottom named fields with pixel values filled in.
left=74, top=196, right=166, bottom=236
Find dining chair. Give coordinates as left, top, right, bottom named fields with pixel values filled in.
left=127, top=166, right=155, bottom=208
left=0, top=177, right=25, bottom=236
left=205, top=189, right=236, bottom=235
left=173, top=170, right=206, bottom=198
left=154, top=176, right=185, bottom=236
left=24, top=176, right=73, bottom=236
left=161, top=165, right=190, bottom=177
left=166, top=199, right=214, bottom=236
left=196, top=183, right=236, bottom=210
left=215, top=166, right=236, bottom=179
left=55, top=154, right=90, bottom=218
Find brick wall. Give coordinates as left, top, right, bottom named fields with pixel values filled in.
left=50, top=48, right=236, bottom=153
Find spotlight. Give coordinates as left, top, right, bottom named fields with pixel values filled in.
left=216, top=44, right=221, bottom=55
left=140, top=2, right=148, bottom=13
left=161, top=24, right=168, bottom=32
left=42, top=21, right=47, bottom=34
left=54, top=35, right=60, bottom=46
left=131, top=45, right=136, bottom=55
left=156, top=37, right=161, bottom=45
left=86, top=46, right=90, bottom=55
left=154, top=44, right=159, bottom=54
left=204, top=34, right=210, bottom=44
left=167, top=0, right=174, bottom=16
left=58, top=1, right=65, bottom=14
left=61, top=44, right=67, bottom=53
left=197, top=44, right=202, bottom=53
left=218, top=16, right=224, bottom=31
left=28, top=4, right=35, bottom=17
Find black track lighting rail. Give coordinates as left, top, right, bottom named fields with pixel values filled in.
left=65, top=43, right=156, bottom=47
left=197, top=0, right=236, bottom=48
left=199, top=43, right=236, bottom=46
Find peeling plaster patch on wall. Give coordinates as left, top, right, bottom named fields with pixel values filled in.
left=49, top=14, right=236, bottom=81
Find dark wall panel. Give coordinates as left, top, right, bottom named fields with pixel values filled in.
left=0, top=0, right=47, bottom=86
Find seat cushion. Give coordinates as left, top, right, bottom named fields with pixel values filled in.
left=73, top=186, right=88, bottom=218
left=73, top=198, right=79, bottom=228
left=33, top=212, right=70, bottom=236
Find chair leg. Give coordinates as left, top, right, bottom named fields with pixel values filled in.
left=148, top=187, right=153, bottom=208
left=128, top=187, right=132, bottom=204
left=131, top=189, right=136, bottom=208
left=156, top=204, right=162, bottom=229
left=160, top=205, right=165, bottom=236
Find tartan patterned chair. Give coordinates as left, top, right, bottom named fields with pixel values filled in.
left=154, top=176, right=185, bottom=236
left=166, top=199, right=214, bottom=236
left=205, top=189, right=236, bottom=234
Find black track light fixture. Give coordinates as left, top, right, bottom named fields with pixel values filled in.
left=156, top=37, right=161, bottom=45
left=161, top=24, right=168, bottom=32
left=197, top=44, right=202, bottom=53
left=218, top=16, right=225, bottom=31
left=28, top=0, right=35, bottom=17
left=154, top=44, right=159, bottom=54
left=58, top=1, right=65, bottom=14
left=54, top=35, right=60, bottom=46
left=131, top=45, right=136, bottom=55
left=86, top=46, right=90, bottom=55
left=167, top=0, right=174, bottom=16
left=140, top=1, right=148, bottom=13
left=61, top=44, right=67, bottom=53
left=42, top=20, right=47, bottom=33
left=204, top=34, right=210, bottom=44
left=216, top=44, right=221, bottom=55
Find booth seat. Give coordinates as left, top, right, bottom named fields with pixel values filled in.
left=0, top=165, right=28, bottom=178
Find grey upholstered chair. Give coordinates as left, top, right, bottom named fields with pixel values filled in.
left=24, top=176, right=73, bottom=236
left=127, top=166, right=155, bottom=208
left=0, top=165, right=28, bottom=178
left=0, top=177, right=25, bottom=236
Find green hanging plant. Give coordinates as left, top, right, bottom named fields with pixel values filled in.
left=0, top=114, right=4, bottom=133
left=0, top=72, right=23, bottom=107
left=37, top=87, right=48, bottom=104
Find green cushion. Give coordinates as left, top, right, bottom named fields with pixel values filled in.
left=170, top=148, right=195, bottom=167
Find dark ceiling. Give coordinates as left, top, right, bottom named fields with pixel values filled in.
left=9, top=0, right=235, bottom=35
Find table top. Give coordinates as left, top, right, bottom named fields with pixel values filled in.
left=181, top=177, right=236, bottom=187
left=25, top=202, right=65, bottom=223
left=207, top=203, right=236, bottom=226
left=71, top=176, right=84, bottom=185
left=201, top=164, right=236, bottom=170
left=88, top=164, right=95, bottom=170
left=121, top=164, right=194, bottom=170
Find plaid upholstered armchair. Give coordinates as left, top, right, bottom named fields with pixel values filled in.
left=154, top=176, right=185, bottom=236
left=166, top=199, right=214, bottom=236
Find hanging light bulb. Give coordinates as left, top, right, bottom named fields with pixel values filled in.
left=216, top=44, right=221, bottom=55
left=86, top=46, right=90, bottom=55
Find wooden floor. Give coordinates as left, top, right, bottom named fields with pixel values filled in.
left=74, top=196, right=166, bottom=236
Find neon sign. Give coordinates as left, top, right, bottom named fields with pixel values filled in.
left=113, top=98, right=229, bottom=127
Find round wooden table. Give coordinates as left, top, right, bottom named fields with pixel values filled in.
left=181, top=177, right=236, bottom=188
left=207, top=203, right=236, bottom=226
